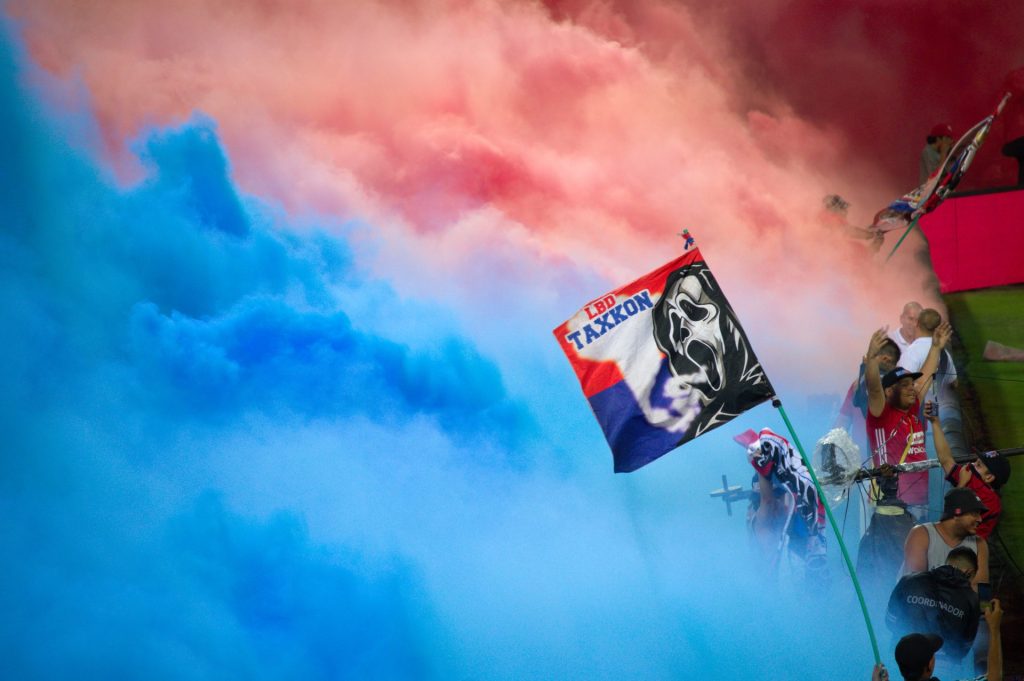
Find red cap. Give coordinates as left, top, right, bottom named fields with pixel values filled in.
left=930, top=123, right=953, bottom=138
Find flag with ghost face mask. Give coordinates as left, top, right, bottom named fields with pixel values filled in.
left=554, top=248, right=776, bottom=472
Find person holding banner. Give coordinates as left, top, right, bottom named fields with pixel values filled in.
left=746, top=428, right=828, bottom=583
left=556, top=243, right=886, bottom=663
left=920, top=123, right=953, bottom=184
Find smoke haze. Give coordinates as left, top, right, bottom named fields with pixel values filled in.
left=3, top=2, right=1022, bottom=678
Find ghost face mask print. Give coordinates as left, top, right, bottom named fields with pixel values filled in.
left=652, top=261, right=772, bottom=438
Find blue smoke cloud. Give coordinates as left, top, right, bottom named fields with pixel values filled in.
left=0, top=26, right=882, bottom=680
left=0, top=29, right=518, bottom=679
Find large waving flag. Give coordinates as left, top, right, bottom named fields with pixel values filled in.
left=871, top=92, right=1011, bottom=235
left=554, top=247, right=775, bottom=472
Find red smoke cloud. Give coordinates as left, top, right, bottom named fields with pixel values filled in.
left=10, top=0, right=1018, bottom=388
left=642, top=0, right=1024, bottom=189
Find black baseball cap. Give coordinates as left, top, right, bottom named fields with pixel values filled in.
left=978, top=451, right=1011, bottom=489
left=895, top=633, right=943, bottom=679
left=882, top=367, right=922, bottom=390
left=940, top=487, right=988, bottom=521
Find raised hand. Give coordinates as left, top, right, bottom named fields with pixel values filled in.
left=984, top=598, right=1003, bottom=631
left=865, top=327, right=889, bottom=363
left=932, top=321, right=953, bottom=349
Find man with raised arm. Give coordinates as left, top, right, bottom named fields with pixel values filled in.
left=984, top=599, right=1004, bottom=681
left=927, top=404, right=1009, bottom=541
left=901, top=309, right=965, bottom=462
left=863, top=323, right=952, bottom=519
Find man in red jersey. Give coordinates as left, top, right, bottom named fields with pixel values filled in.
left=863, top=323, right=951, bottom=520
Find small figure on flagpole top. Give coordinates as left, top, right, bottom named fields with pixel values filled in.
left=677, top=229, right=696, bottom=251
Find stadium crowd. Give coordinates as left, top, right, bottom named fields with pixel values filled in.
left=856, top=302, right=1011, bottom=681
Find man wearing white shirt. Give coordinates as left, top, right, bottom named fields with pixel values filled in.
left=900, top=308, right=966, bottom=500
left=889, top=302, right=922, bottom=356
left=900, top=309, right=940, bottom=372
left=899, top=310, right=958, bottom=407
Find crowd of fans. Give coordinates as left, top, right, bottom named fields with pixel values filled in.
left=738, top=120, right=1017, bottom=679
left=742, top=299, right=1013, bottom=680
left=847, top=300, right=1011, bottom=680
left=856, top=301, right=1011, bottom=681
left=853, top=121, right=1012, bottom=680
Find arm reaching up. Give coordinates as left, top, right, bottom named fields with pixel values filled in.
left=924, top=401, right=958, bottom=479
left=865, top=328, right=890, bottom=418
left=915, top=321, right=952, bottom=400
left=985, top=599, right=1003, bottom=681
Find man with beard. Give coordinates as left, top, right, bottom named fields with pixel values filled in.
left=864, top=323, right=952, bottom=519
left=904, top=487, right=989, bottom=589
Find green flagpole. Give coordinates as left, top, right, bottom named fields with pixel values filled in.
left=772, top=398, right=881, bottom=665
left=885, top=216, right=920, bottom=262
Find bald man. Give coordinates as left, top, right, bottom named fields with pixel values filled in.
left=889, top=302, right=922, bottom=356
